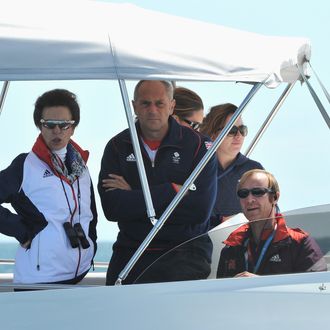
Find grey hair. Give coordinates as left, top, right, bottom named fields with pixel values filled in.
left=133, top=80, right=174, bottom=101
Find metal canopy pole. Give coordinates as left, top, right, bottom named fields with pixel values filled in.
left=298, top=66, right=330, bottom=130
left=118, top=79, right=157, bottom=224
left=109, top=29, right=157, bottom=224
left=245, top=82, right=295, bottom=157
left=115, top=81, right=263, bottom=285
left=0, top=81, right=10, bottom=117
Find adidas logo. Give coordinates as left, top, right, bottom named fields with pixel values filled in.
left=269, top=254, right=281, bottom=263
left=126, top=153, right=136, bottom=162
left=43, top=169, right=53, bottom=178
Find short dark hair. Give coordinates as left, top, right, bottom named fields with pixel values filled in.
left=33, top=89, right=80, bottom=128
left=173, top=87, right=204, bottom=120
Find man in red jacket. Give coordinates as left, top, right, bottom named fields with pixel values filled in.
left=217, top=169, right=326, bottom=278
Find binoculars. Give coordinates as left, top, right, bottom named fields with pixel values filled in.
left=63, top=222, right=90, bottom=249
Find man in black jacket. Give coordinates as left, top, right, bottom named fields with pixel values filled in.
left=98, top=80, right=217, bottom=285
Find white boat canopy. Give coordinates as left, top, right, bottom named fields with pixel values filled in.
left=0, top=0, right=310, bottom=87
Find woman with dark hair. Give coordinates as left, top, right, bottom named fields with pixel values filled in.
left=200, top=103, right=263, bottom=228
left=0, top=89, right=97, bottom=284
left=172, top=87, right=204, bottom=131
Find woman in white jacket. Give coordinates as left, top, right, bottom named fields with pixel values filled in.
left=0, top=89, right=97, bottom=284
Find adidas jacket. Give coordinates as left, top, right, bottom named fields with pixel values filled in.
left=217, top=215, right=327, bottom=277
left=0, top=136, right=97, bottom=284
left=98, top=117, right=217, bottom=248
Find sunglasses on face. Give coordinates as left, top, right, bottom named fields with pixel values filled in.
left=222, top=125, right=248, bottom=137
left=237, top=187, right=274, bottom=199
left=40, top=119, right=75, bottom=130
left=182, top=118, right=201, bottom=130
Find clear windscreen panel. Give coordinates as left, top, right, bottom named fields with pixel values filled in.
left=134, top=204, right=330, bottom=284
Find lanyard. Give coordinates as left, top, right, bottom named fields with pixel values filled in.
left=244, top=223, right=277, bottom=273
left=59, top=176, right=81, bottom=223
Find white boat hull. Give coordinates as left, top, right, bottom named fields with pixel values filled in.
left=1, top=271, right=329, bottom=329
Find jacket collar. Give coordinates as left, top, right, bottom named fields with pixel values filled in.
left=32, top=134, right=89, bottom=170
left=217, top=152, right=248, bottom=172
left=123, top=117, right=186, bottom=149
left=235, top=153, right=249, bottom=165
left=159, top=117, right=185, bottom=148
left=223, top=214, right=290, bottom=246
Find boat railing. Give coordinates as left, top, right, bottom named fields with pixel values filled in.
left=1, top=204, right=329, bottom=289
left=0, top=260, right=108, bottom=292
left=0, top=259, right=108, bottom=268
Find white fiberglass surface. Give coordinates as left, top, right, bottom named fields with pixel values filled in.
left=135, top=205, right=330, bottom=284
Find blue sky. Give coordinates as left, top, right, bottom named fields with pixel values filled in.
left=0, top=0, right=329, bottom=243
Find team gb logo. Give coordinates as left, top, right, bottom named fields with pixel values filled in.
left=172, top=152, right=180, bottom=164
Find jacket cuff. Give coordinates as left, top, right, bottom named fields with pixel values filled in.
left=171, top=183, right=179, bottom=193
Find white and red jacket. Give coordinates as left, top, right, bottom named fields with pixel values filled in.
left=0, top=135, right=97, bottom=284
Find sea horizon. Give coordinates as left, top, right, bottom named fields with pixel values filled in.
left=0, top=240, right=114, bottom=274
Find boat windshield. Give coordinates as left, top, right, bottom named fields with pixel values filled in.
left=134, top=204, right=330, bottom=284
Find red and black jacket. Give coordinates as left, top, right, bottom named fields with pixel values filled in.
left=217, top=215, right=327, bottom=277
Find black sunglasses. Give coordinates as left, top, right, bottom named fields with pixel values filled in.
left=222, top=125, right=248, bottom=137
left=237, top=187, right=274, bottom=199
left=182, top=118, right=201, bottom=130
left=40, top=119, right=75, bottom=130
